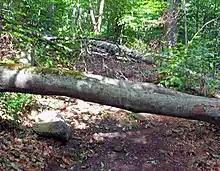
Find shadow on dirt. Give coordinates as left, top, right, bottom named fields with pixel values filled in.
left=43, top=114, right=220, bottom=171
left=1, top=107, right=220, bottom=171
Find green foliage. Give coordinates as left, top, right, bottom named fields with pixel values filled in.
left=1, top=0, right=89, bottom=68
left=118, top=0, right=167, bottom=45
left=159, top=0, right=220, bottom=96
left=159, top=40, right=219, bottom=95
left=0, top=93, right=35, bottom=122
left=179, top=0, right=220, bottom=55
left=127, top=38, right=148, bottom=52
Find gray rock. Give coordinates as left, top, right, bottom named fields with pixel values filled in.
left=33, top=111, right=71, bottom=142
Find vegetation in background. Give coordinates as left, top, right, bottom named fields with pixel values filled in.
left=118, top=0, right=167, bottom=47
left=160, top=0, right=220, bottom=94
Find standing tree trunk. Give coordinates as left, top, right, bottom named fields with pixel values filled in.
left=183, top=0, right=188, bottom=47
left=163, top=0, right=181, bottom=49
left=89, top=0, right=105, bottom=34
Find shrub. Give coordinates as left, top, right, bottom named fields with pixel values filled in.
left=0, top=92, right=35, bottom=123
left=159, top=41, right=219, bottom=96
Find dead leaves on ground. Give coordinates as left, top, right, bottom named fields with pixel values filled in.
left=1, top=98, right=220, bottom=170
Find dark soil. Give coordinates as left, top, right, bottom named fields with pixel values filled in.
left=1, top=114, right=220, bottom=171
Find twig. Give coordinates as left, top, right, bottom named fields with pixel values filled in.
left=190, top=17, right=220, bottom=44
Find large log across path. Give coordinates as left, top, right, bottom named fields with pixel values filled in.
left=0, top=63, right=219, bottom=124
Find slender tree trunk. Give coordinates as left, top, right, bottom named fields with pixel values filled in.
left=89, top=0, right=105, bottom=34
left=183, top=0, right=188, bottom=47
left=48, top=3, right=55, bottom=31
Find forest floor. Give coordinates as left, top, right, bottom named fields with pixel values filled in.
left=1, top=54, right=220, bottom=171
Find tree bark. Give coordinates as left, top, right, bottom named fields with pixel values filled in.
left=0, top=64, right=220, bottom=124
left=89, top=0, right=105, bottom=34
left=183, top=0, right=188, bottom=47
left=163, top=0, right=181, bottom=48
left=78, top=38, right=170, bottom=64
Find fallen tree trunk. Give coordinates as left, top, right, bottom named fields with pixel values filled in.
left=78, top=38, right=170, bottom=64
left=0, top=63, right=220, bottom=124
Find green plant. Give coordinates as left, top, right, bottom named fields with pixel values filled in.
left=0, top=92, right=35, bottom=122
left=159, top=40, right=219, bottom=96
left=118, top=0, right=167, bottom=45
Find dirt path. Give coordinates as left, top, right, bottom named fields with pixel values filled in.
left=1, top=96, right=220, bottom=171
left=44, top=107, right=220, bottom=171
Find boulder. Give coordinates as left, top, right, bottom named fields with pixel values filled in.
left=33, top=110, right=71, bottom=142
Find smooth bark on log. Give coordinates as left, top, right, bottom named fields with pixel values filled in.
left=0, top=64, right=219, bottom=124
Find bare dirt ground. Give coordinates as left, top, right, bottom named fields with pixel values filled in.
left=1, top=55, right=220, bottom=171
left=1, top=102, right=220, bottom=171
